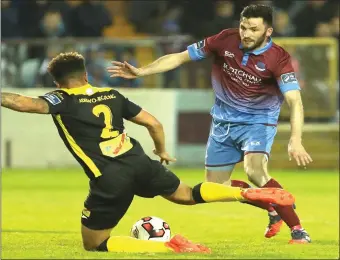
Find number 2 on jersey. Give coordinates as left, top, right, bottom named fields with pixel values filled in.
left=92, top=104, right=119, bottom=139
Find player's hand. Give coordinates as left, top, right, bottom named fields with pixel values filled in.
left=107, top=61, right=141, bottom=79
left=288, top=138, right=313, bottom=167
left=153, top=149, right=177, bottom=165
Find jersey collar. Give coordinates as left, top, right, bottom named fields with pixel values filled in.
left=239, top=37, right=272, bottom=55
left=60, top=84, right=112, bottom=95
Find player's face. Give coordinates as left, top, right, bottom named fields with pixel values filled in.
left=239, top=17, right=273, bottom=51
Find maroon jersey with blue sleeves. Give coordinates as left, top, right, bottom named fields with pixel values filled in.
left=187, top=28, right=300, bottom=125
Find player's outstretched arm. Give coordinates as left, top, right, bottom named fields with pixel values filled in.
left=1, top=92, right=49, bottom=114
left=107, top=51, right=191, bottom=79
left=129, top=109, right=176, bottom=164
left=284, top=90, right=313, bottom=166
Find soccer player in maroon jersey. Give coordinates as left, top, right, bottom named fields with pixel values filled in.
left=107, top=4, right=312, bottom=244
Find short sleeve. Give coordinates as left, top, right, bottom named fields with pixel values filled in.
left=39, top=91, right=69, bottom=114
left=118, top=93, right=142, bottom=120
left=187, top=30, right=227, bottom=61
left=273, top=51, right=301, bottom=94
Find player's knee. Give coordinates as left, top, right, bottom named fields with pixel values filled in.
left=164, top=183, right=196, bottom=205
left=82, top=241, right=97, bottom=251
left=245, top=166, right=271, bottom=187
left=178, top=184, right=195, bottom=204
left=244, top=164, right=266, bottom=186
left=82, top=237, right=103, bottom=251
left=81, top=224, right=111, bottom=252
left=244, top=164, right=258, bottom=178
left=83, top=237, right=109, bottom=251
left=244, top=156, right=265, bottom=175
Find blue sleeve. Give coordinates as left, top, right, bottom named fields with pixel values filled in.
left=187, top=42, right=208, bottom=61
left=277, top=72, right=301, bottom=94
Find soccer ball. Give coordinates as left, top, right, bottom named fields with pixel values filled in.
left=130, top=216, right=171, bottom=242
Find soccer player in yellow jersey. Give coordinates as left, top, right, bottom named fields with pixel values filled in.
left=2, top=52, right=295, bottom=253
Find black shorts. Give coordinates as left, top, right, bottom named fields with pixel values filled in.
left=81, top=154, right=180, bottom=230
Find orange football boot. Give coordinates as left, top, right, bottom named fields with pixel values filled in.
left=165, top=234, right=211, bottom=253
left=241, top=188, right=295, bottom=206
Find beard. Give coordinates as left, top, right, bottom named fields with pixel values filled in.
left=242, top=31, right=267, bottom=52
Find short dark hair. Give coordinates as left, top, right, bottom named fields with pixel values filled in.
left=48, top=52, right=86, bottom=84
left=240, top=4, right=273, bottom=26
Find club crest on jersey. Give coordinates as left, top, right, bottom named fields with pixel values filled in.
left=196, top=40, right=205, bottom=49
left=281, top=72, right=297, bottom=84
left=255, top=62, right=266, bottom=71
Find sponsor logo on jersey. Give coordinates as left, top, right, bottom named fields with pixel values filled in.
left=99, top=133, right=133, bottom=158
left=44, top=93, right=61, bottom=105
left=224, top=50, right=235, bottom=58
left=255, top=61, right=266, bottom=71
left=281, top=72, right=297, bottom=84
left=79, top=94, right=116, bottom=103
left=196, top=40, right=205, bottom=49
left=223, top=63, right=262, bottom=86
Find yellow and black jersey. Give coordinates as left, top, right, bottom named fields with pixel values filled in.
left=39, top=84, right=144, bottom=179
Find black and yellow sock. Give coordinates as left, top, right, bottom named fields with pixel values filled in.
left=192, top=182, right=246, bottom=203
left=97, top=236, right=172, bottom=252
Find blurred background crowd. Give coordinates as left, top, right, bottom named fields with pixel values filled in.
left=1, top=0, right=339, bottom=122
left=2, top=0, right=339, bottom=40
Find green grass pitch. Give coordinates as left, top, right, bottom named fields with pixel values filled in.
left=2, top=168, right=339, bottom=259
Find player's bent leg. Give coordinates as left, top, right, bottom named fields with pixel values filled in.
left=244, top=153, right=311, bottom=243
left=138, top=157, right=257, bottom=206
left=82, top=195, right=209, bottom=253
left=243, top=152, right=284, bottom=237
left=81, top=207, right=176, bottom=253
left=80, top=195, right=136, bottom=252
left=163, top=181, right=245, bottom=205
left=204, top=130, right=283, bottom=219
left=81, top=224, right=112, bottom=251
left=81, top=162, right=173, bottom=252
left=82, top=223, right=208, bottom=253
left=163, top=181, right=294, bottom=206
left=205, top=163, right=280, bottom=216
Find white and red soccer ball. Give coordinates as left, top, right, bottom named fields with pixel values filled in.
left=130, top=216, right=171, bottom=242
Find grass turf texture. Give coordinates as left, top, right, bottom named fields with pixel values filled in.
left=2, top=168, right=339, bottom=259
